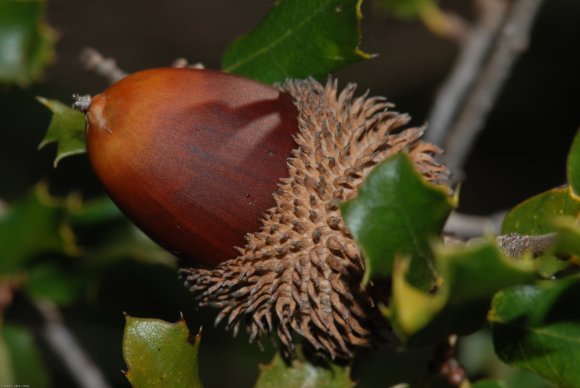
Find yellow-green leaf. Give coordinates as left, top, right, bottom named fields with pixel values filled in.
left=567, top=129, right=580, bottom=199
left=37, top=97, right=86, bottom=167
left=390, top=241, right=535, bottom=347
left=502, top=187, right=580, bottom=236
left=123, top=316, right=203, bottom=388
left=255, top=352, right=353, bottom=388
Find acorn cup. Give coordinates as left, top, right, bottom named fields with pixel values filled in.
left=80, top=67, right=448, bottom=359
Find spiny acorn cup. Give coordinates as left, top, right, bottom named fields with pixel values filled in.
left=81, top=67, right=448, bottom=359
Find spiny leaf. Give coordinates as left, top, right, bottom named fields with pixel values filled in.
left=255, top=352, right=353, bottom=388
left=37, top=97, right=86, bottom=167
left=489, top=278, right=580, bottom=387
left=389, top=241, right=535, bottom=347
left=0, top=0, right=56, bottom=86
left=123, top=316, right=203, bottom=388
left=222, top=0, right=372, bottom=84
left=341, top=152, right=454, bottom=290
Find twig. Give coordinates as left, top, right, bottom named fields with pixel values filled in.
left=444, top=210, right=506, bottom=237
left=425, top=0, right=507, bottom=148
left=446, top=232, right=557, bottom=258
left=495, top=232, right=556, bottom=258
left=442, top=0, right=546, bottom=177
left=35, top=300, right=111, bottom=388
left=79, top=47, right=127, bottom=84
left=427, top=335, right=467, bottom=386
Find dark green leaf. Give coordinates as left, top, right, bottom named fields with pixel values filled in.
left=24, top=262, right=89, bottom=305
left=0, top=0, right=55, bottom=85
left=69, top=196, right=175, bottom=268
left=341, top=153, right=454, bottom=289
left=1, top=324, right=49, bottom=387
left=222, top=0, right=372, bottom=84
left=567, top=129, right=580, bottom=199
left=489, top=279, right=580, bottom=387
left=123, top=316, right=203, bottom=388
left=501, top=187, right=580, bottom=236
left=389, top=241, right=535, bottom=347
left=255, top=352, right=353, bottom=388
left=69, top=196, right=124, bottom=228
left=37, top=97, right=87, bottom=167
left=0, top=186, right=76, bottom=275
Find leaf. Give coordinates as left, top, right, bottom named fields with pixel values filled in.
left=37, top=97, right=87, bottom=167
left=123, top=316, right=203, bottom=388
left=222, top=0, right=372, bottom=84
left=24, top=262, right=89, bottom=305
left=567, top=129, right=580, bottom=199
left=341, top=153, right=454, bottom=290
left=501, top=187, right=580, bottom=235
left=0, top=186, right=76, bottom=275
left=389, top=241, right=535, bottom=346
left=70, top=196, right=175, bottom=268
left=375, top=0, right=435, bottom=18
left=550, top=217, right=580, bottom=259
left=471, top=380, right=509, bottom=388
left=489, top=278, right=580, bottom=387
left=255, top=352, right=353, bottom=388
left=0, top=0, right=56, bottom=86
left=0, top=324, right=49, bottom=387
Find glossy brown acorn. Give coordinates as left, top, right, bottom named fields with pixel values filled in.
left=85, top=68, right=299, bottom=268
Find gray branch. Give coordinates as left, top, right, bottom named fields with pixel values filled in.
left=36, top=300, right=111, bottom=388
left=441, top=0, right=546, bottom=178
left=444, top=210, right=506, bottom=237
left=496, top=232, right=556, bottom=258
left=425, top=0, right=508, bottom=147
left=80, top=47, right=127, bottom=84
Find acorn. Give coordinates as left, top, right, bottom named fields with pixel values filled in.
left=79, top=67, right=448, bottom=359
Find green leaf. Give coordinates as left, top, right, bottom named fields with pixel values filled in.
left=502, top=187, right=580, bottom=235
left=24, top=262, right=89, bottom=305
left=489, top=279, right=580, bottom=387
left=471, top=380, right=509, bottom=388
left=69, top=196, right=175, bottom=268
left=222, top=0, right=372, bottom=84
left=0, top=324, right=49, bottom=387
left=341, top=153, right=454, bottom=289
left=37, top=97, right=87, bottom=167
left=550, top=217, right=580, bottom=259
left=123, top=316, right=203, bottom=388
left=375, top=0, right=436, bottom=18
left=69, top=196, right=125, bottom=228
left=567, top=129, right=580, bottom=199
left=255, top=352, right=353, bottom=388
left=0, top=186, right=76, bottom=275
left=389, top=241, right=535, bottom=346
left=0, top=0, right=55, bottom=86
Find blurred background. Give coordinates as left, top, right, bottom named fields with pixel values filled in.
left=1, top=0, right=579, bottom=386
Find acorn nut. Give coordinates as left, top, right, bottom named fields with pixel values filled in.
left=82, top=67, right=449, bottom=359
